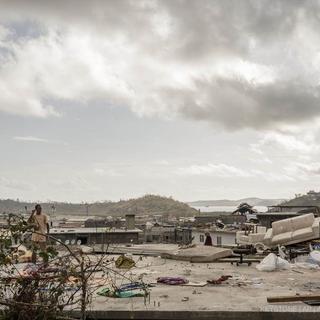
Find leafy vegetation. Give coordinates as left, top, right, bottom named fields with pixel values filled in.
left=0, top=214, right=147, bottom=319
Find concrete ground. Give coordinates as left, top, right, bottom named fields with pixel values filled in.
left=91, top=254, right=320, bottom=313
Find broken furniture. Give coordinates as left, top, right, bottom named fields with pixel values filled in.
left=236, top=231, right=266, bottom=246
left=263, top=213, right=320, bottom=247
left=286, top=247, right=310, bottom=261
left=231, top=248, right=253, bottom=266
left=236, top=213, right=320, bottom=248
left=236, top=224, right=267, bottom=246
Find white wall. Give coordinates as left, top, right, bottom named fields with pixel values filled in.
left=192, top=230, right=236, bottom=246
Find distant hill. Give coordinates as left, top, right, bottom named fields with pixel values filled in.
left=280, top=194, right=320, bottom=207
left=0, top=195, right=198, bottom=217
left=188, top=197, right=286, bottom=207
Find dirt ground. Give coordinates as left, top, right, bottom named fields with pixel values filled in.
left=92, top=254, right=320, bottom=312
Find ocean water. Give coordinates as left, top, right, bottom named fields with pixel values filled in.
left=190, top=205, right=268, bottom=213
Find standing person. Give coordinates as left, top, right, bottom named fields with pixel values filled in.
left=28, top=204, right=49, bottom=263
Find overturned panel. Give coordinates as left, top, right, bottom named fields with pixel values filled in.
left=161, top=245, right=232, bottom=262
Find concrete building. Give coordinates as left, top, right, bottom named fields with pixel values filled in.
left=49, top=227, right=142, bottom=246
left=84, top=217, right=124, bottom=229
left=192, top=228, right=237, bottom=247
left=194, top=214, right=246, bottom=226
left=57, top=217, right=88, bottom=228
left=267, top=205, right=320, bottom=214
left=144, top=223, right=192, bottom=244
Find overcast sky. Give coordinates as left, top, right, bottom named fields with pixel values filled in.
left=1, top=0, right=320, bottom=202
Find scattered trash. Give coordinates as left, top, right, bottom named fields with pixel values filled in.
left=251, top=283, right=264, bottom=289
left=80, top=245, right=94, bottom=254
left=183, top=269, right=191, bottom=276
left=97, top=287, right=147, bottom=298
left=182, top=281, right=207, bottom=287
left=313, top=243, right=320, bottom=250
left=115, top=255, right=135, bottom=269
left=116, top=290, right=147, bottom=298
left=290, top=252, right=320, bottom=270
left=67, top=276, right=80, bottom=284
left=157, top=277, right=188, bottom=285
left=292, top=262, right=320, bottom=270
left=303, top=282, right=320, bottom=291
left=291, top=269, right=304, bottom=274
left=207, top=275, right=232, bottom=285
left=22, top=263, right=39, bottom=277
left=118, top=282, right=149, bottom=292
left=97, top=282, right=149, bottom=298
left=250, top=277, right=264, bottom=288
left=192, top=290, right=202, bottom=294
left=278, top=245, right=287, bottom=260
left=256, top=253, right=289, bottom=271
left=11, top=245, right=32, bottom=263
left=227, top=275, right=246, bottom=287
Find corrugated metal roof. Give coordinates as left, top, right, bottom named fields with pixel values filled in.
left=50, top=227, right=142, bottom=234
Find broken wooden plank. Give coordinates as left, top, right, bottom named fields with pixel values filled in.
left=267, top=294, right=320, bottom=303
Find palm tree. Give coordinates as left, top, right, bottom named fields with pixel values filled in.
left=232, top=202, right=257, bottom=215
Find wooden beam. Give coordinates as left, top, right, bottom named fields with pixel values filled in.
left=267, top=294, right=320, bottom=303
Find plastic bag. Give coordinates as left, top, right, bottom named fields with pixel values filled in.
left=276, top=256, right=290, bottom=270
left=310, top=250, right=320, bottom=265
left=291, top=252, right=320, bottom=270
left=256, top=253, right=277, bottom=271
left=256, top=253, right=289, bottom=271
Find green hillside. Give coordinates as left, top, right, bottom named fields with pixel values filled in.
left=0, top=195, right=198, bottom=217
left=280, top=194, right=320, bottom=207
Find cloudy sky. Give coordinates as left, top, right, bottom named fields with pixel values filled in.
left=1, top=0, right=320, bottom=202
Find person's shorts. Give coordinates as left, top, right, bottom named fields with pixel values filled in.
left=32, top=241, right=47, bottom=251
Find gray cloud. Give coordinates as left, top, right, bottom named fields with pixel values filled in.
left=1, top=0, right=311, bottom=59
left=160, top=0, right=303, bottom=60
left=1, top=0, right=320, bottom=130
left=0, top=177, right=34, bottom=191
left=13, top=136, right=67, bottom=145
left=166, top=77, right=320, bottom=130
left=13, top=136, right=49, bottom=143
